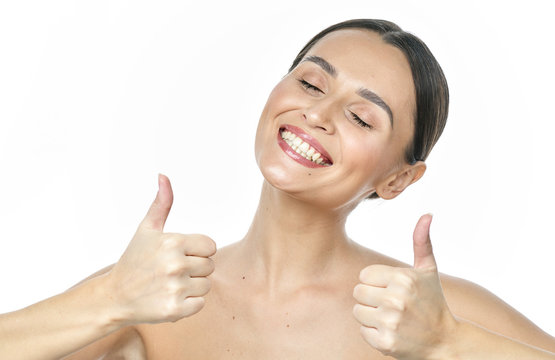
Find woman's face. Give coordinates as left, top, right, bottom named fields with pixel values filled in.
left=255, top=29, right=418, bottom=210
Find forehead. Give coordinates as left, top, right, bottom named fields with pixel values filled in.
left=305, top=29, right=415, bottom=129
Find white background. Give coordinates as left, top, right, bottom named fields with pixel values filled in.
left=1, top=0, right=554, bottom=335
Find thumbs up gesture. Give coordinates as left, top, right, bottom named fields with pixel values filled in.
left=104, top=174, right=216, bottom=325
left=353, top=215, right=457, bottom=359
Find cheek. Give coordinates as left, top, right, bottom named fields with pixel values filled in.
left=260, top=75, right=312, bottom=120
left=343, top=132, right=385, bottom=168
left=340, top=130, right=396, bottom=189
left=264, top=80, right=303, bottom=116
left=254, top=83, right=289, bottom=161
left=255, top=79, right=304, bottom=151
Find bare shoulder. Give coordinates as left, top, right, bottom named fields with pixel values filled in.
left=350, top=241, right=554, bottom=351
left=440, top=273, right=555, bottom=351
left=348, top=240, right=409, bottom=269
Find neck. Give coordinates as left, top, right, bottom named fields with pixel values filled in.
left=238, top=181, right=355, bottom=294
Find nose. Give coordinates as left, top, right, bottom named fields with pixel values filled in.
left=302, top=99, right=336, bottom=134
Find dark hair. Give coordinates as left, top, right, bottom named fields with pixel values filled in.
left=289, top=19, right=449, bottom=199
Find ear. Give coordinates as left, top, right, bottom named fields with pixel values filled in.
left=375, top=161, right=426, bottom=200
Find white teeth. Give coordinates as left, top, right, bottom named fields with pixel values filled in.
left=280, top=129, right=330, bottom=166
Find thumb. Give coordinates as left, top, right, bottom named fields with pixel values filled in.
left=413, top=213, right=437, bottom=270
left=140, top=174, right=174, bottom=231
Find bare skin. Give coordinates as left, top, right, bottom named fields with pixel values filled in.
left=135, top=243, right=555, bottom=360
left=67, top=219, right=555, bottom=359
left=2, top=29, right=554, bottom=359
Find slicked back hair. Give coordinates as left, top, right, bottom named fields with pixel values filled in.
left=289, top=19, right=449, bottom=199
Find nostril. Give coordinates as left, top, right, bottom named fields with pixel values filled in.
left=302, top=107, right=334, bottom=134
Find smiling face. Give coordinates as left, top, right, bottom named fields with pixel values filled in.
left=255, top=29, right=424, bottom=210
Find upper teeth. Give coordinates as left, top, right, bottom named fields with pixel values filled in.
left=280, top=130, right=330, bottom=166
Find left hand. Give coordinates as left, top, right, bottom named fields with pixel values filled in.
left=353, top=214, right=457, bottom=360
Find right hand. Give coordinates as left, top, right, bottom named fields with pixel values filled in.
left=105, top=174, right=216, bottom=325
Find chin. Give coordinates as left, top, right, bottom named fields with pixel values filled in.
left=257, top=158, right=303, bottom=193
left=257, top=162, right=359, bottom=212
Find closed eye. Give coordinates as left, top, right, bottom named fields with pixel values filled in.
left=350, top=111, right=372, bottom=129
left=298, top=79, right=323, bottom=93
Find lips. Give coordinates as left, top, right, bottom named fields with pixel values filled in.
left=277, top=124, right=333, bottom=168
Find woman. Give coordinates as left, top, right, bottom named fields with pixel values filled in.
left=1, top=19, right=554, bottom=359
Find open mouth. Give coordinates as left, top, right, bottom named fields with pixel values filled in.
left=277, top=125, right=333, bottom=167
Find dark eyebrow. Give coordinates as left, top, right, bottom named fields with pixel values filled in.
left=357, top=88, right=394, bottom=128
left=302, top=55, right=337, bottom=78
left=302, top=55, right=393, bottom=127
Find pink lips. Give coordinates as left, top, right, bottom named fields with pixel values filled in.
left=277, top=124, right=333, bottom=168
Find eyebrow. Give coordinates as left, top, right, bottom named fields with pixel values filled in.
left=357, top=88, right=394, bottom=128
left=302, top=55, right=394, bottom=128
left=303, top=55, right=337, bottom=78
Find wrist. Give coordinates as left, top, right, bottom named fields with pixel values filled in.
left=83, top=273, right=132, bottom=332
left=428, top=313, right=462, bottom=360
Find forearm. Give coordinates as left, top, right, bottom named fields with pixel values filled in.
left=438, top=319, right=555, bottom=360
left=0, top=274, right=125, bottom=360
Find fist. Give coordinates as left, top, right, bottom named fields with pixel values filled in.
left=106, top=174, right=216, bottom=325
left=353, top=214, right=456, bottom=359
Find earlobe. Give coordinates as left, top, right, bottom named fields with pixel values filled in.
left=375, top=161, right=427, bottom=200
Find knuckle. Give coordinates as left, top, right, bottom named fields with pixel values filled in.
left=377, top=333, right=397, bottom=355
left=383, top=316, right=400, bottom=332
left=162, top=298, right=182, bottom=321
left=164, top=260, right=186, bottom=276
left=383, top=294, right=405, bottom=312
left=381, top=308, right=403, bottom=330
left=165, top=279, right=183, bottom=295
left=161, top=234, right=182, bottom=249
left=396, top=270, right=417, bottom=291
left=360, top=326, right=379, bottom=348
left=379, top=345, right=395, bottom=356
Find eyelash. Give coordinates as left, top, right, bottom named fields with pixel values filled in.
left=298, top=79, right=322, bottom=93
left=350, top=111, right=372, bottom=129
left=298, top=78, right=372, bottom=130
